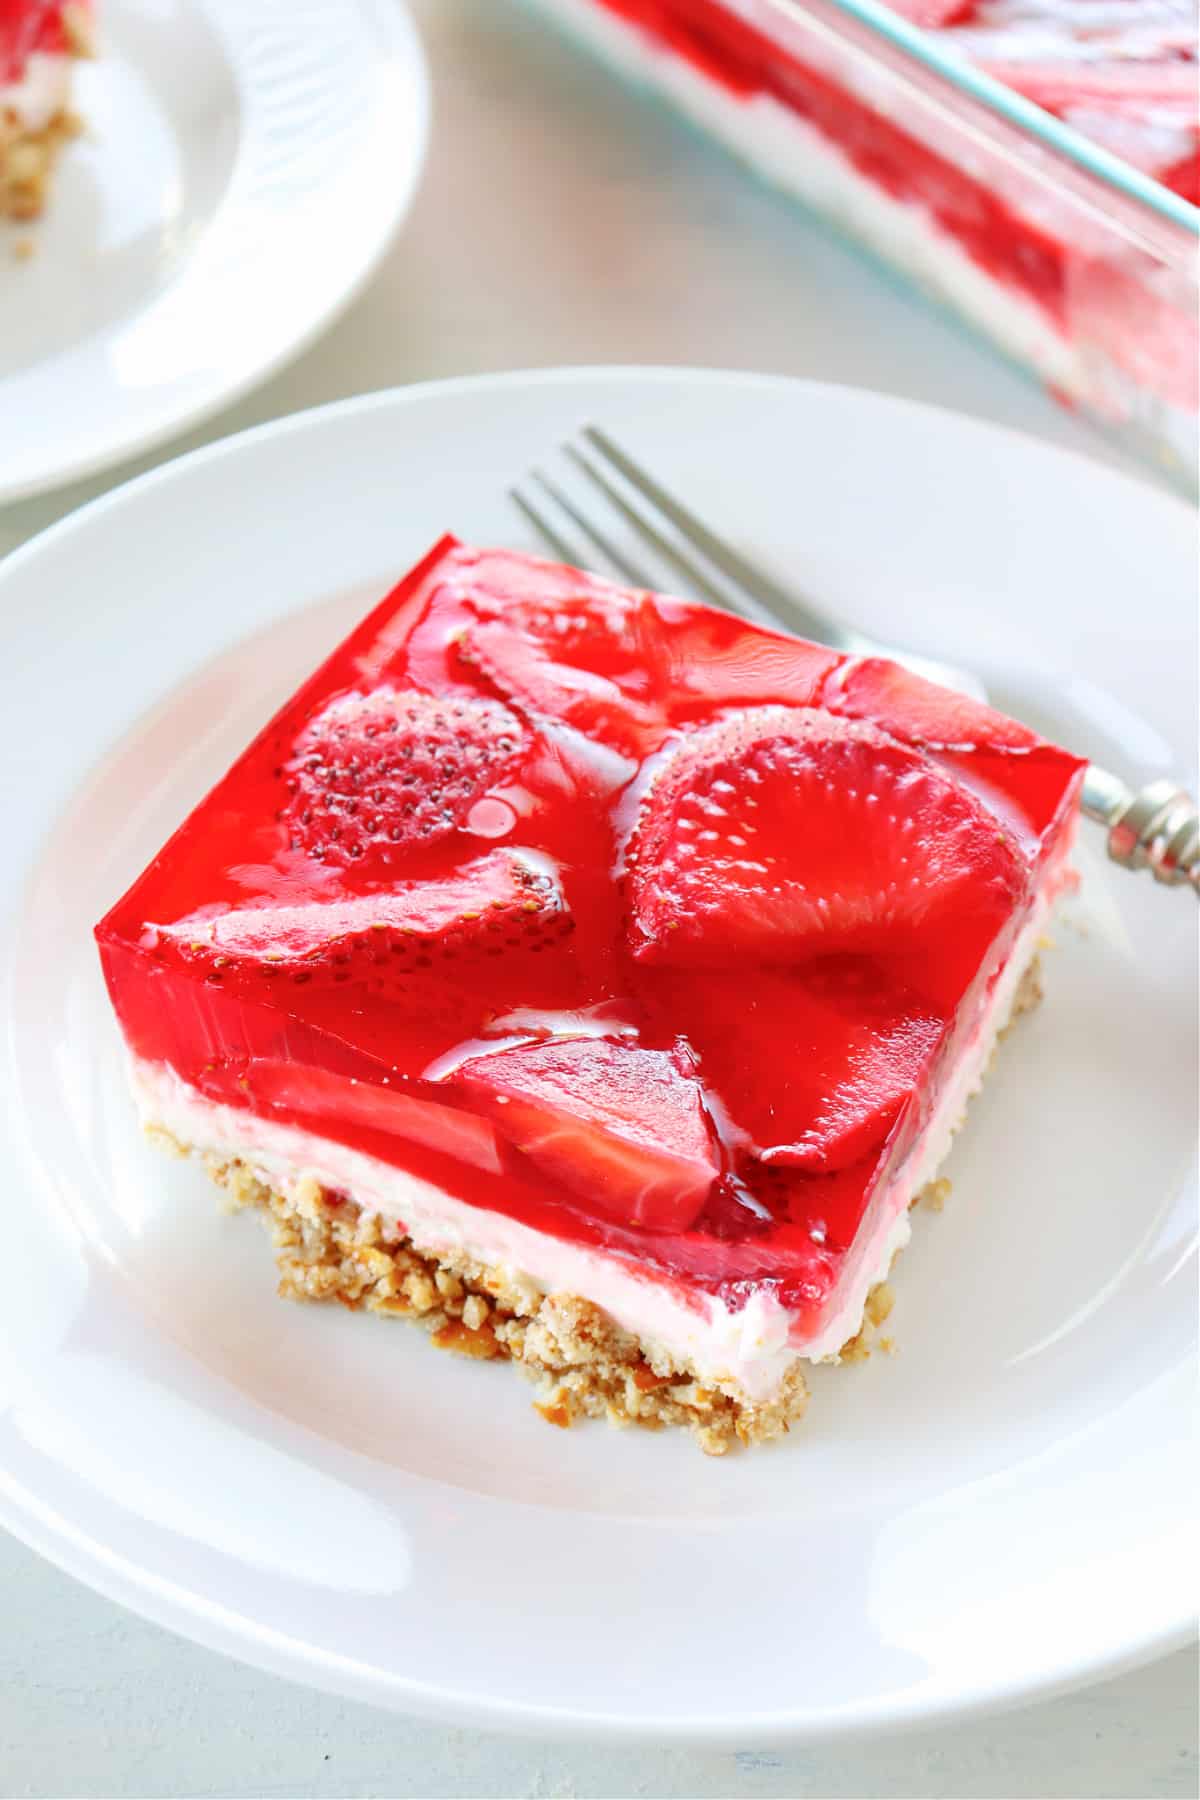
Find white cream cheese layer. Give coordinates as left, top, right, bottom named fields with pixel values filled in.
left=131, top=1052, right=801, bottom=1399
left=1, top=52, right=71, bottom=132
left=128, top=874, right=1056, bottom=1401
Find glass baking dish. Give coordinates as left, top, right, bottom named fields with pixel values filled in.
left=528, top=0, right=1199, bottom=489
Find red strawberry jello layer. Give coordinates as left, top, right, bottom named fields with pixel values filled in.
left=96, top=539, right=1085, bottom=1451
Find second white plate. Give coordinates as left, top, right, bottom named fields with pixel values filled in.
left=0, top=370, right=1195, bottom=1740
left=0, top=0, right=429, bottom=502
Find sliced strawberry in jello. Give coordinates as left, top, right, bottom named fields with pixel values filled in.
left=281, top=689, right=530, bottom=873
left=453, top=1037, right=720, bottom=1230
left=144, top=849, right=571, bottom=1002
left=448, top=550, right=837, bottom=758
left=826, top=659, right=1038, bottom=752
left=457, top=620, right=662, bottom=767
left=629, top=706, right=1024, bottom=965
left=646, top=961, right=945, bottom=1171
left=826, top=659, right=1088, bottom=840
left=247, top=1063, right=507, bottom=1178
left=452, top=572, right=672, bottom=760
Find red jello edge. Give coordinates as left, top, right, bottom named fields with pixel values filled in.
left=0, top=1, right=85, bottom=81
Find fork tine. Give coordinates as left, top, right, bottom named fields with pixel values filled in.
left=528, top=470, right=661, bottom=592
left=509, top=485, right=587, bottom=570
left=582, top=424, right=841, bottom=643
left=564, top=442, right=757, bottom=621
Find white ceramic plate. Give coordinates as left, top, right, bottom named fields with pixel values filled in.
left=0, top=370, right=1195, bottom=1742
left=0, top=0, right=428, bottom=503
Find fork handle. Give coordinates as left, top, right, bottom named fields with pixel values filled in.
left=1082, top=767, right=1200, bottom=893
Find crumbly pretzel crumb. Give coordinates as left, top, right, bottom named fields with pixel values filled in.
left=1, top=109, right=83, bottom=221
left=162, top=1153, right=940, bottom=1454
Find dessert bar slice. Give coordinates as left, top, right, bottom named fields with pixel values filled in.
left=1, top=0, right=92, bottom=223
left=96, top=538, right=1085, bottom=1453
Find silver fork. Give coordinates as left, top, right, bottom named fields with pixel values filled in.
left=511, top=424, right=1200, bottom=895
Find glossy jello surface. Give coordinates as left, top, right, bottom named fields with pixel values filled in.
left=97, top=539, right=1084, bottom=1327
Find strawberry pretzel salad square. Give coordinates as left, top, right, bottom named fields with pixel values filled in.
left=96, top=539, right=1084, bottom=1454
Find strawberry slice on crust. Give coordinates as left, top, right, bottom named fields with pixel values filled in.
left=628, top=706, right=1024, bottom=965
left=453, top=1037, right=720, bottom=1230
left=145, top=850, right=571, bottom=1001
left=280, top=689, right=530, bottom=873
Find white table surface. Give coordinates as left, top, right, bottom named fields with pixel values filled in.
left=1, top=3, right=1195, bottom=1795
